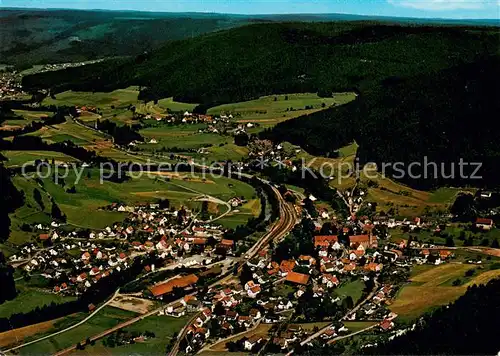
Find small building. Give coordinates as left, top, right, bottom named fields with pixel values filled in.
left=476, top=218, right=494, bottom=230
left=149, top=274, right=199, bottom=299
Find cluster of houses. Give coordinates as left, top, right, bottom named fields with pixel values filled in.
left=0, top=69, right=25, bottom=99
left=174, top=281, right=292, bottom=353
left=19, top=202, right=237, bottom=296
left=20, top=239, right=132, bottom=295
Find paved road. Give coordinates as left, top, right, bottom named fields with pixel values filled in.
left=326, top=324, right=377, bottom=344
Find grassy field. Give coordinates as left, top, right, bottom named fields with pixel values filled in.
left=335, top=279, right=365, bottom=304
left=43, top=87, right=197, bottom=125
left=8, top=167, right=259, bottom=245
left=0, top=109, right=52, bottom=130
left=207, top=92, right=356, bottom=130
left=19, top=307, right=136, bottom=355
left=2, top=150, right=79, bottom=167
left=343, top=321, right=378, bottom=333
left=0, top=281, right=76, bottom=319
left=138, top=124, right=249, bottom=162
left=76, top=314, right=190, bottom=355
left=390, top=263, right=500, bottom=322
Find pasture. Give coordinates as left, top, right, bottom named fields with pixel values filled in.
left=0, top=109, right=52, bottom=130
left=335, top=279, right=365, bottom=304
left=2, top=150, right=79, bottom=167
left=8, top=167, right=260, bottom=246
left=18, top=307, right=136, bottom=355
left=390, top=263, right=500, bottom=322
left=73, top=314, right=190, bottom=355
left=43, top=87, right=197, bottom=125
left=207, top=92, right=356, bottom=129
left=0, top=280, right=76, bottom=319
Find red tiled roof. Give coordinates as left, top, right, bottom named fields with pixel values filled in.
left=349, top=234, right=370, bottom=243
left=285, top=271, right=310, bottom=285
left=314, top=235, right=338, bottom=247
left=280, top=260, right=296, bottom=273
left=380, top=319, right=393, bottom=331
left=39, top=234, right=50, bottom=240
left=149, top=274, right=199, bottom=297
left=476, top=218, right=493, bottom=225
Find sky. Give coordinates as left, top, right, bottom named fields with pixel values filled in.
left=0, top=0, right=499, bottom=19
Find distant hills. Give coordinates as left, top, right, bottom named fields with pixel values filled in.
left=0, top=9, right=252, bottom=66
left=1, top=8, right=498, bottom=66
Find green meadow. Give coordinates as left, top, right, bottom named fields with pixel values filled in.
left=43, top=87, right=197, bottom=125
left=8, top=167, right=260, bottom=245
left=207, top=92, right=356, bottom=129
left=2, top=150, right=79, bottom=167
left=19, top=307, right=137, bottom=355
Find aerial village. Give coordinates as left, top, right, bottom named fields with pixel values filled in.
left=7, top=181, right=495, bottom=354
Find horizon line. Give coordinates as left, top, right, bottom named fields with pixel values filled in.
left=0, top=6, right=499, bottom=22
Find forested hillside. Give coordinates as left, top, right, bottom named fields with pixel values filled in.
left=365, top=278, right=500, bottom=355
left=264, top=55, right=500, bottom=189
left=0, top=9, right=253, bottom=66
left=21, top=22, right=500, bottom=188
left=23, top=22, right=499, bottom=102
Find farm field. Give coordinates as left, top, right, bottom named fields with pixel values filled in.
left=26, top=119, right=108, bottom=146
left=207, top=92, right=356, bottom=130
left=208, top=323, right=273, bottom=352
left=18, top=307, right=136, bottom=355
left=335, top=279, right=365, bottom=304
left=2, top=150, right=79, bottom=167
left=138, top=124, right=249, bottom=162
left=0, top=278, right=76, bottom=319
left=43, top=87, right=197, bottom=125
left=8, top=167, right=259, bottom=245
left=0, top=316, right=64, bottom=348
left=76, top=314, right=190, bottom=355
left=0, top=109, right=52, bottom=130
left=0, top=312, right=87, bottom=349
left=390, top=263, right=500, bottom=322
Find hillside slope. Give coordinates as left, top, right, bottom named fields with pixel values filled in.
left=365, top=278, right=500, bottom=355
left=23, top=22, right=499, bottom=103
left=0, top=9, right=253, bottom=66
left=263, top=55, right=500, bottom=189
left=21, top=22, right=500, bottom=188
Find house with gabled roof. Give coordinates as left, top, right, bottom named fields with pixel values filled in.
left=285, top=271, right=310, bottom=285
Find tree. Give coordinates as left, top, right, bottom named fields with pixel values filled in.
left=234, top=132, right=249, bottom=146
left=480, top=238, right=490, bottom=246
left=51, top=200, right=66, bottom=222
left=450, top=193, right=476, bottom=221
left=214, top=301, right=225, bottom=316
left=33, top=188, right=44, bottom=210
left=0, top=252, right=16, bottom=304
left=200, top=200, right=209, bottom=221
left=341, top=295, right=354, bottom=311
left=445, top=236, right=455, bottom=247
left=491, top=239, right=499, bottom=248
